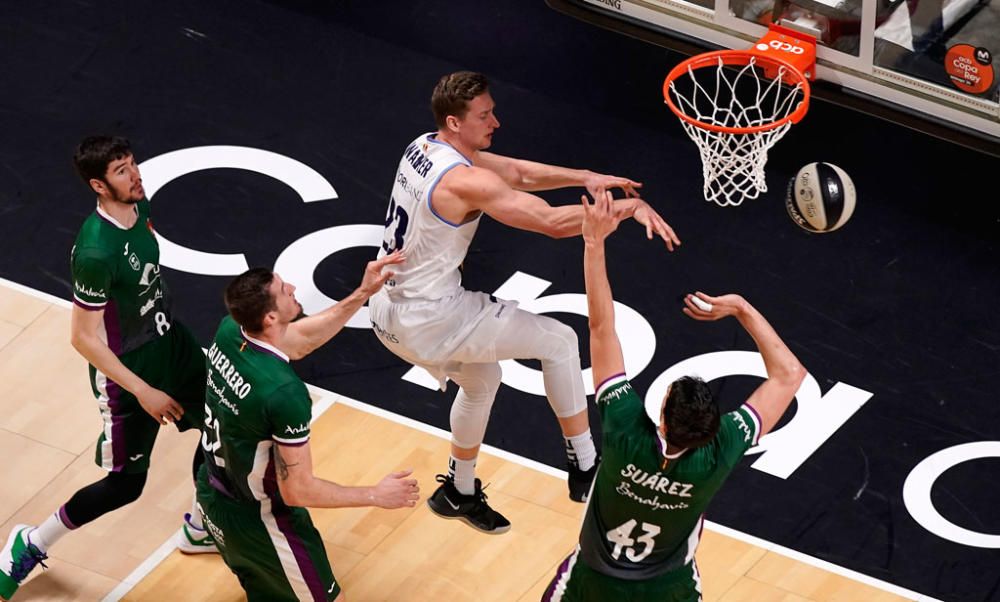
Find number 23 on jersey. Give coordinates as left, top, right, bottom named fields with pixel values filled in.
left=382, top=196, right=409, bottom=253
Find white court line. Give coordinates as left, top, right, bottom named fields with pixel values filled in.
left=310, top=384, right=569, bottom=480
left=313, top=388, right=938, bottom=602
left=0, top=276, right=71, bottom=308
left=103, top=386, right=344, bottom=602
left=101, top=531, right=183, bottom=602
left=706, top=521, right=943, bottom=602
left=0, top=278, right=935, bottom=602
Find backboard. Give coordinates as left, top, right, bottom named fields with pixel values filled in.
left=549, top=0, right=1000, bottom=155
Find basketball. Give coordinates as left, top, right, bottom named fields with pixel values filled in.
left=785, top=162, right=857, bottom=233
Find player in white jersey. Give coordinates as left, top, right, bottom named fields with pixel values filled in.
left=369, top=71, right=680, bottom=533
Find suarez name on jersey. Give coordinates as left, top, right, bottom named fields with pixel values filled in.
left=577, top=374, right=761, bottom=580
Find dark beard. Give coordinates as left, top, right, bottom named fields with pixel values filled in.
left=109, top=186, right=142, bottom=204
left=118, top=193, right=142, bottom=205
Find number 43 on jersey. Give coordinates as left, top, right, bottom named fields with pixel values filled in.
left=607, top=519, right=661, bottom=562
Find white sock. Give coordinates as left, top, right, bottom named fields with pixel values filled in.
left=188, top=495, right=204, bottom=530
left=566, top=430, right=597, bottom=471
left=34, top=510, right=73, bottom=552
left=448, top=456, right=477, bottom=496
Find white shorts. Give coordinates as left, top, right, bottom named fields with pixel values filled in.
left=368, top=288, right=519, bottom=387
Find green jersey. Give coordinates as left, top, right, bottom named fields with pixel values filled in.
left=578, top=374, right=762, bottom=580
left=200, top=316, right=313, bottom=506
left=71, top=199, right=174, bottom=355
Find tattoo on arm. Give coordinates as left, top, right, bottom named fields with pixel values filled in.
left=275, top=448, right=300, bottom=481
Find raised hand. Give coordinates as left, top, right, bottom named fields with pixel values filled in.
left=682, top=292, right=747, bottom=321
left=581, top=189, right=624, bottom=245
left=630, top=199, right=680, bottom=251
left=584, top=172, right=642, bottom=201
left=359, top=250, right=405, bottom=297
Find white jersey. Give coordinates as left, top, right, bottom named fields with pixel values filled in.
left=377, top=132, right=479, bottom=301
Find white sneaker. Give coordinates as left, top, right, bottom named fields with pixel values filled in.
left=174, top=513, right=218, bottom=554
left=0, top=525, right=47, bottom=600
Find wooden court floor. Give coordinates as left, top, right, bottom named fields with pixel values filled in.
left=0, top=280, right=929, bottom=601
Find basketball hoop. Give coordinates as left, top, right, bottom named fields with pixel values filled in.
left=664, top=25, right=816, bottom=207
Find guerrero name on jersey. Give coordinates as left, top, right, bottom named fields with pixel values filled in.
left=200, top=316, right=313, bottom=506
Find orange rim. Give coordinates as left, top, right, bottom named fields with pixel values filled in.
left=663, top=50, right=811, bottom=135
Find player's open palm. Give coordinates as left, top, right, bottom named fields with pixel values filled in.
left=683, top=292, right=747, bottom=321
left=359, top=250, right=405, bottom=297
left=631, top=199, right=680, bottom=251
left=372, top=469, right=420, bottom=509
left=137, top=386, right=184, bottom=425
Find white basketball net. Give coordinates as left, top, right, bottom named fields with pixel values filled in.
left=668, top=56, right=805, bottom=207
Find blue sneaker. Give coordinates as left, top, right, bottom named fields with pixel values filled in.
left=0, top=525, right=47, bottom=601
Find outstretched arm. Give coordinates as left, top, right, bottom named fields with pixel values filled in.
left=449, top=167, right=679, bottom=249
left=282, top=251, right=404, bottom=360
left=477, top=151, right=641, bottom=199
left=582, top=191, right=628, bottom=388
left=683, top=293, right=806, bottom=436
left=274, top=442, right=419, bottom=509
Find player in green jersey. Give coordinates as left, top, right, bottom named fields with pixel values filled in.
left=0, top=136, right=216, bottom=601
left=543, top=190, right=806, bottom=601
left=197, top=251, right=418, bottom=601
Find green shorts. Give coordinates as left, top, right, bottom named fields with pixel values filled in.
left=197, top=476, right=340, bottom=602
left=543, top=547, right=702, bottom=602
left=91, top=321, right=207, bottom=473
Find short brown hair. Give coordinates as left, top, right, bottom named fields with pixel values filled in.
left=73, top=135, right=133, bottom=185
left=431, top=71, right=490, bottom=128
left=224, top=268, right=277, bottom=333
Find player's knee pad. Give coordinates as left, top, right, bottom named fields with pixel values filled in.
left=451, top=362, right=502, bottom=401
left=472, top=363, right=502, bottom=399
left=449, top=365, right=501, bottom=448
left=532, top=321, right=587, bottom=418
left=450, top=395, right=496, bottom=448
left=535, top=319, right=580, bottom=363
left=105, top=470, right=148, bottom=506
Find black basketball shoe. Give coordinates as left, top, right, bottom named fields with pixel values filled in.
left=426, top=474, right=511, bottom=534
left=567, top=456, right=600, bottom=503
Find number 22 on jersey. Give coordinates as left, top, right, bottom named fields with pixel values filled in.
left=201, top=404, right=226, bottom=467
